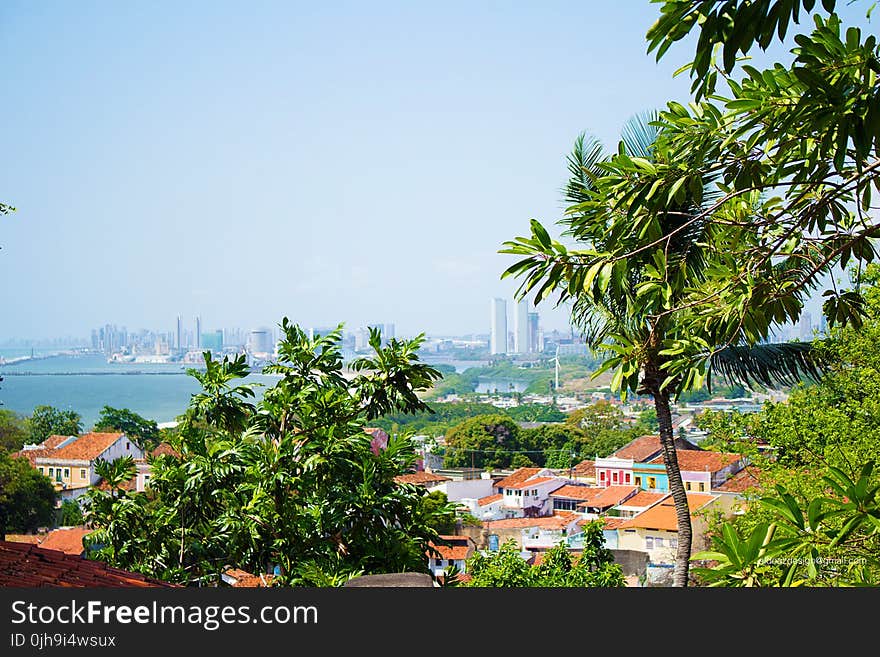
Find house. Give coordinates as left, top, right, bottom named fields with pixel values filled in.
left=27, top=432, right=145, bottom=493
left=37, top=527, right=93, bottom=556
left=576, top=485, right=639, bottom=517
left=713, top=465, right=762, bottom=496
left=595, top=456, right=635, bottom=488
left=458, top=493, right=504, bottom=521
left=614, top=492, right=720, bottom=566
left=610, top=434, right=701, bottom=462
left=632, top=461, right=669, bottom=492
left=549, top=484, right=601, bottom=512
left=497, top=470, right=566, bottom=518
left=426, top=535, right=476, bottom=579
left=647, top=450, right=747, bottom=492
left=394, top=471, right=452, bottom=491
left=570, top=459, right=596, bottom=485
left=610, top=490, right=667, bottom=518
left=0, top=541, right=177, bottom=587
left=479, top=512, right=583, bottom=551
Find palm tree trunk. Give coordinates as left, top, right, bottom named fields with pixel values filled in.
left=642, top=360, right=692, bottom=587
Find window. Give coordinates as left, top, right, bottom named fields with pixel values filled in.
left=647, top=477, right=656, bottom=489
left=612, top=472, right=618, bottom=483
left=126, top=442, right=130, bottom=451
left=646, top=537, right=654, bottom=549
left=698, top=482, right=705, bottom=492
left=656, top=537, right=664, bottom=547
left=625, top=473, right=631, bottom=484
left=671, top=539, right=678, bottom=548
left=55, top=469, right=62, bottom=482
left=599, top=471, right=605, bottom=481
left=531, top=489, right=538, bottom=496
left=80, top=469, right=86, bottom=480
left=38, top=467, right=44, bottom=475
left=63, top=468, right=70, bottom=480
left=48, top=467, right=54, bottom=478
left=685, top=482, right=692, bottom=491
left=634, top=476, right=642, bottom=487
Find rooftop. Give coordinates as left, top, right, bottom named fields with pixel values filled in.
left=571, top=460, right=596, bottom=478
left=577, top=485, right=639, bottom=509
left=549, top=485, right=600, bottom=501
left=714, top=465, right=762, bottom=493
left=617, top=493, right=718, bottom=532
left=38, top=432, right=126, bottom=462
left=612, top=435, right=700, bottom=462
left=394, top=471, right=452, bottom=485
left=504, top=476, right=559, bottom=490
left=494, top=468, right=545, bottom=490
left=648, top=450, right=743, bottom=473
left=477, top=494, right=502, bottom=507
left=615, top=490, right=668, bottom=509
left=483, top=512, right=581, bottom=531
left=37, top=527, right=92, bottom=555
left=0, top=541, right=178, bottom=587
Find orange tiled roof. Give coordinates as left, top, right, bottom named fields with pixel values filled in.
left=477, top=494, right=502, bottom=506
left=504, top=476, right=558, bottom=490
left=394, top=471, right=451, bottom=485
left=494, top=468, right=544, bottom=490
left=612, top=435, right=701, bottom=462
left=598, top=517, right=628, bottom=530
left=550, top=485, right=601, bottom=501
left=41, top=433, right=126, bottom=462
left=714, top=465, right=762, bottom=493
left=617, top=493, right=717, bottom=531
left=12, top=435, right=81, bottom=466
left=572, top=460, right=596, bottom=477
left=0, top=541, right=178, bottom=587
left=223, top=568, right=274, bottom=587
left=649, top=450, right=742, bottom=473
left=41, top=435, right=74, bottom=449
left=96, top=476, right=137, bottom=492
left=482, top=511, right=580, bottom=531
left=38, top=527, right=92, bottom=555
left=428, top=541, right=474, bottom=561
left=577, top=485, right=638, bottom=509
left=150, top=443, right=180, bottom=458
left=615, top=490, right=668, bottom=508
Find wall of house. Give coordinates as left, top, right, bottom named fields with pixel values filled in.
left=37, top=462, right=91, bottom=489
left=633, top=466, right=668, bottom=492
left=98, top=436, right=145, bottom=470
left=682, top=471, right=711, bottom=493
left=438, top=479, right=495, bottom=501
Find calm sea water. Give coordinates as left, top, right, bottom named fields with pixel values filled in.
left=0, top=353, right=279, bottom=427
left=0, top=352, right=483, bottom=427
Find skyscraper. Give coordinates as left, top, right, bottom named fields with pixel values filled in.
left=490, top=298, right=507, bottom=355
left=513, top=300, right=530, bottom=354
left=195, top=316, right=201, bottom=349
left=528, top=312, right=540, bottom=353
left=175, top=315, right=182, bottom=352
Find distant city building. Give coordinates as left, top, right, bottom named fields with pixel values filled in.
left=529, top=312, right=540, bottom=353
left=513, top=300, right=529, bottom=354
left=490, top=298, right=507, bottom=355
left=195, top=316, right=201, bottom=349
left=354, top=327, right=371, bottom=352
left=175, top=316, right=182, bottom=352
left=246, top=327, right=274, bottom=355
left=799, top=311, right=812, bottom=340
left=201, top=330, right=223, bottom=353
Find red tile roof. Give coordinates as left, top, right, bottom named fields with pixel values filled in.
left=550, top=485, right=601, bottom=501
left=483, top=512, right=581, bottom=531
left=649, top=450, right=743, bottom=473
left=494, top=468, right=544, bottom=490
left=96, top=476, right=137, bottom=492
left=40, top=432, right=126, bottom=462
left=599, top=517, right=628, bottom=530
left=615, top=491, right=668, bottom=508
left=612, top=435, right=700, bottom=462
left=477, top=494, right=502, bottom=506
left=617, top=493, right=717, bottom=531
left=0, top=541, right=178, bottom=587
left=38, top=528, right=92, bottom=555
left=428, top=539, right=475, bottom=561
left=572, top=460, right=596, bottom=477
left=504, top=476, right=558, bottom=490
left=578, top=486, right=638, bottom=509
left=714, top=465, right=762, bottom=493
left=394, top=471, right=451, bottom=485
left=150, top=443, right=180, bottom=458
left=222, top=568, right=275, bottom=587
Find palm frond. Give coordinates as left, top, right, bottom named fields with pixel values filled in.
left=708, top=341, right=828, bottom=392
left=562, top=132, right=606, bottom=207
left=619, top=110, right=660, bottom=160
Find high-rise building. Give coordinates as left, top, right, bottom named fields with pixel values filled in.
left=175, top=316, right=182, bottom=352
left=799, top=311, right=813, bottom=340
left=195, top=316, right=201, bottom=349
left=201, top=330, right=223, bottom=353
left=246, top=327, right=274, bottom=355
left=528, top=312, right=540, bottom=353
left=513, top=300, right=529, bottom=354
left=490, top=298, right=507, bottom=355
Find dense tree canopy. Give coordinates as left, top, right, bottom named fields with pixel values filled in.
left=82, top=321, right=454, bottom=586
left=0, top=410, right=28, bottom=452
left=94, top=406, right=160, bottom=450
left=0, top=450, right=56, bottom=541
left=27, top=405, right=83, bottom=445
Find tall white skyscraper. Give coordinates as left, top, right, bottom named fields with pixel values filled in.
left=175, top=315, right=182, bottom=351
left=195, top=316, right=201, bottom=349
left=490, top=298, right=507, bottom=355
left=513, top=300, right=529, bottom=354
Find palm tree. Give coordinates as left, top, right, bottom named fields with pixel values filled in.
left=502, top=113, right=826, bottom=586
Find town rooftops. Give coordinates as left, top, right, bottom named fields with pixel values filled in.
left=428, top=536, right=475, bottom=561
left=504, top=476, right=559, bottom=490
left=648, top=450, right=743, bottom=473
left=549, top=485, right=599, bottom=501
left=37, top=527, right=92, bottom=556
left=11, top=434, right=74, bottom=466
left=0, top=541, right=178, bottom=587
left=221, top=568, right=275, bottom=588
left=615, top=490, right=668, bottom=509
left=571, top=459, right=596, bottom=478
left=577, top=485, right=639, bottom=509
left=714, top=465, right=762, bottom=493
left=483, top=512, right=581, bottom=531
left=477, top=494, right=503, bottom=506
left=617, top=493, right=718, bottom=532
left=37, top=432, right=126, bottom=462
left=611, top=435, right=701, bottom=462
left=494, top=467, right=546, bottom=490
left=393, top=471, right=452, bottom=486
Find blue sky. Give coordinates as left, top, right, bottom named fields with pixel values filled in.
left=0, top=1, right=868, bottom=340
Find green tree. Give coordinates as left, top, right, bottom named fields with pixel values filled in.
left=27, top=405, right=83, bottom=444
left=82, top=320, right=450, bottom=587
left=443, top=414, right=522, bottom=469
left=59, top=499, right=84, bottom=526
left=0, top=410, right=28, bottom=451
left=94, top=406, right=160, bottom=450
left=466, top=522, right=624, bottom=587
left=416, top=490, right=458, bottom=535
left=0, top=450, right=56, bottom=541
left=501, top=114, right=825, bottom=587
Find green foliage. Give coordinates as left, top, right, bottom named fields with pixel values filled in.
left=466, top=522, right=624, bottom=587
left=94, top=406, right=159, bottom=450
left=693, top=464, right=880, bottom=586
left=27, top=405, right=83, bottom=444
left=416, top=490, right=458, bottom=535
left=81, top=320, right=450, bottom=587
left=0, top=450, right=57, bottom=539
left=372, top=402, right=503, bottom=437
left=505, top=403, right=567, bottom=423
left=59, top=499, right=84, bottom=526
left=444, top=415, right=521, bottom=469
left=0, top=409, right=28, bottom=451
